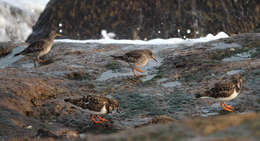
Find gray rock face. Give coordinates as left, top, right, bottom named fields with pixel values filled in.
left=26, top=0, right=260, bottom=43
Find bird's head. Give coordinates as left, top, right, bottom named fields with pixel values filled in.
left=233, top=74, right=243, bottom=88
left=107, top=99, right=120, bottom=113
left=49, top=31, right=62, bottom=38
left=143, top=49, right=158, bottom=62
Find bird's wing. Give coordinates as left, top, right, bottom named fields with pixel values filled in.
left=215, top=81, right=235, bottom=91
left=207, top=81, right=236, bottom=98
left=85, top=96, right=109, bottom=112
left=124, top=51, right=143, bottom=63
left=64, top=96, right=108, bottom=112
left=20, top=40, right=46, bottom=55
left=64, top=97, right=86, bottom=108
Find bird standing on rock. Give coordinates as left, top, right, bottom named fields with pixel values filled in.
left=65, top=95, right=119, bottom=124
left=111, top=49, right=158, bottom=77
left=196, top=74, right=243, bottom=112
left=14, top=30, right=61, bottom=67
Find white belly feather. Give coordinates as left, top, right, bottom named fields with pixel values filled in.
left=86, top=105, right=107, bottom=115
left=200, top=89, right=240, bottom=101
left=217, top=89, right=239, bottom=101
left=135, top=56, right=149, bottom=67
left=39, top=43, right=53, bottom=57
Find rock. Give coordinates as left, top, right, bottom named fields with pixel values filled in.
left=65, top=130, right=79, bottom=139
left=135, top=115, right=175, bottom=128
left=65, top=71, right=95, bottom=80
left=35, top=129, right=58, bottom=139
left=0, top=33, right=259, bottom=140
left=147, top=115, right=174, bottom=124
left=83, top=113, right=260, bottom=141
left=25, top=125, right=33, bottom=129
left=254, top=24, right=260, bottom=33
left=26, top=0, right=260, bottom=43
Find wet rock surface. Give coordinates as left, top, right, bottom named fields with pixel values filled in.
left=27, top=0, right=260, bottom=42
left=0, top=33, right=260, bottom=140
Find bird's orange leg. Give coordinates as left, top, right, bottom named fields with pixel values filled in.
left=96, top=115, right=108, bottom=122
left=223, top=103, right=234, bottom=110
left=37, top=56, right=46, bottom=63
left=220, top=102, right=233, bottom=112
left=132, top=68, right=138, bottom=77
left=33, top=58, right=37, bottom=68
left=91, top=115, right=103, bottom=124
left=135, top=68, right=145, bottom=73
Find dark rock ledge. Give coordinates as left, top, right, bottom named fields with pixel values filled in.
left=26, top=0, right=260, bottom=43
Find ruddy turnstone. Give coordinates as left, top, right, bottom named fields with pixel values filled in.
left=65, top=95, right=119, bottom=124
left=111, top=49, right=158, bottom=77
left=14, top=31, right=61, bottom=67
left=196, top=74, right=243, bottom=112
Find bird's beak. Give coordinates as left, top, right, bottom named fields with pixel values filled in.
left=56, top=33, right=62, bottom=37
left=152, top=56, right=158, bottom=62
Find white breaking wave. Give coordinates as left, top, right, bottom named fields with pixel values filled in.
left=101, top=30, right=116, bottom=39
left=55, top=32, right=229, bottom=45
left=1, top=0, right=49, bottom=13
left=0, top=0, right=49, bottom=42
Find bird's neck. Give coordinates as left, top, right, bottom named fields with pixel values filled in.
left=235, top=82, right=242, bottom=92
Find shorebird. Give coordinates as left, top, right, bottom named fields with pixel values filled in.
left=14, top=31, right=61, bottom=67
left=111, top=49, right=158, bottom=77
left=196, top=74, right=243, bottom=112
left=65, top=95, right=119, bottom=124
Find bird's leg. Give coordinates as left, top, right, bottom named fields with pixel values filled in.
left=223, top=103, right=234, bottom=110
left=37, top=56, right=46, bottom=63
left=135, top=67, right=145, bottom=73
left=132, top=67, right=138, bottom=77
left=96, top=115, right=108, bottom=122
left=91, top=115, right=103, bottom=124
left=220, top=102, right=233, bottom=112
left=33, top=58, right=37, bottom=68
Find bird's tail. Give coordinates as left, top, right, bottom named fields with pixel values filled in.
left=195, top=92, right=210, bottom=99
left=195, top=93, right=203, bottom=98
left=195, top=92, right=209, bottom=98
left=110, top=55, right=124, bottom=60
left=14, top=52, right=21, bottom=56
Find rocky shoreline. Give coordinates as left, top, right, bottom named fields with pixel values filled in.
left=0, top=33, right=259, bottom=140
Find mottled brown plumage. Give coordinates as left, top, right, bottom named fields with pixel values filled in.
left=15, top=31, right=60, bottom=67
left=196, top=74, right=243, bottom=112
left=111, top=49, right=157, bottom=77
left=65, top=95, right=119, bottom=123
